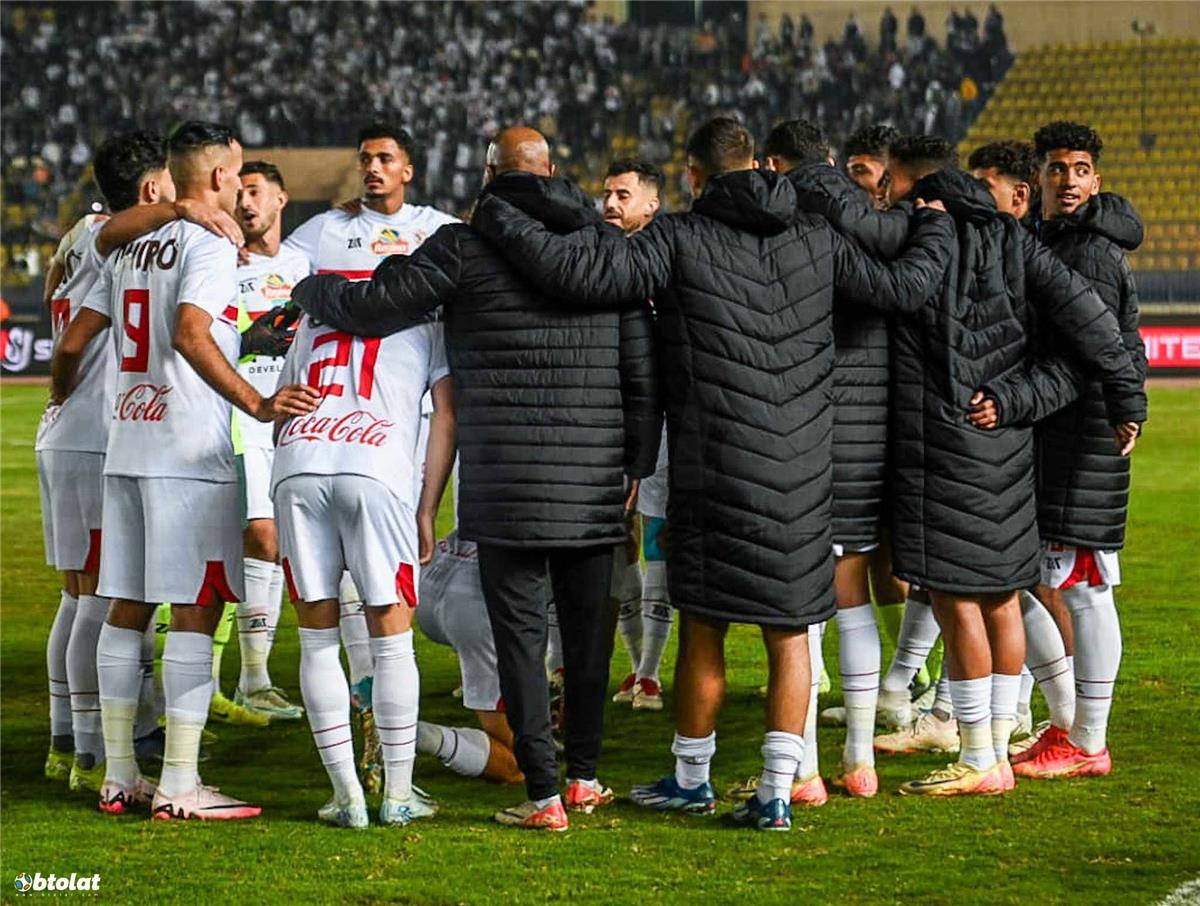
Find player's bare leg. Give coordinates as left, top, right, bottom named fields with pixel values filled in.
left=630, top=613, right=722, bottom=814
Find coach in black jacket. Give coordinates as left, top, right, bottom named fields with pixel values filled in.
left=470, top=118, right=954, bottom=823
left=882, top=136, right=1145, bottom=796
left=292, top=128, right=661, bottom=828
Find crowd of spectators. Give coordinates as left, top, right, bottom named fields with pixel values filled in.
left=2, top=1, right=1009, bottom=259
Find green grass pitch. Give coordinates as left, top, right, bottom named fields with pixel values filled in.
left=1, top=382, right=1198, bottom=904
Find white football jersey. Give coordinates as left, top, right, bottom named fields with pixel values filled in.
left=283, top=204, right=459, bottom=278
left=235, top=246, right=312, bottom=450
left=36, top=220, right=115, bottom=455
left=84, top=221, right=241, bottom=481
left=271, top=316, right=449, bottom=504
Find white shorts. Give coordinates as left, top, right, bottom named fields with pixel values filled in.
left=416, top=533, right=502, bottom=711
left=98, top=476, right=244, bottom=604
left=38, top=449, right=105, bottom=572
left=1040, top=542, right=1121, bottom=589
left=832, top=541, right=879, bottom=559
left=277, top=474, right=419, bottom=607
left=240, top=446, right=275, bottom=523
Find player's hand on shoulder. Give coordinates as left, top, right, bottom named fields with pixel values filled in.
left=967, top=391, right=998, bottom=429
left=258, top=384, right=321, bottom=422
left=336, top=197, right=363, bottom=216
left=242, top=306, right=302, bottom=358
left=914, top=198, right=947, bottom=214
left=174, top=199, right=244, bottom=248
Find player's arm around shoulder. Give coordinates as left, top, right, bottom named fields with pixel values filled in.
left=174, top=232, right=319, bottom=423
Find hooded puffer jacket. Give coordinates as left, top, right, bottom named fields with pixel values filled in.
left=785, top=161, right=910, bottom=546
left=291, top=174, right=662, bottom=549
left=889, top=171, right=1147, bottom=593
left=471, top=169, right=954, bottom=627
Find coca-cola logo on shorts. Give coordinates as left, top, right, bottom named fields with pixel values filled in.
left=116, top=383, right=172, bottom=421
left=278, top=409, right=394, bottom=447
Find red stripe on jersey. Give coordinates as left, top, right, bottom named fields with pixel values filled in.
left=221, top=305, right=239, bottom=322
left=196, top=560, right=238, bottom=606
left=395, top=562, right=417, bottom=607
left=318, top=268, right=376, bottom=280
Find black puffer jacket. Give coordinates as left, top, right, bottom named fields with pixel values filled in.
left=785, top=162, right=910, bottom=546
left=982, top=194, right=1147, bottom=549
left=291, top=175, right=661, bottom=548
left=472, top=169, right=954, bottom=628
left=889, top=170, right=1147, bottom=593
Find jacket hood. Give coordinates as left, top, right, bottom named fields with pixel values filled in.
left=912, top=167, right=997, bottom=226
left=1043, top=193, right=1143, bottom=251
left=693, top=169, right=800, bottom=235
left=476, top=172, right=602, bottom=233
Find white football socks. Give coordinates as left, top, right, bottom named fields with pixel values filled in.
left=209, top=602, right=236, bottom=683
left=1020, top=590, right=1075, bottom=729
left=68, top=594, right=109, bottom=760
left=990, top=673, right=1021, bottom=762
left=759, top=731, right=805, bottom=804
left=797, top=621, right=823, bottom=779
left=950, top=677, right=995, bottom=770
left=47, top=590, right=77, bottom=743
left=637, top=560, right=672, bottom=682
left=97, top=623, right=143, bottom=785
left=1017, top=665, right=1035, bottom=718
left=881, top=596, right=941, bottom=693
left=417, top=722, right=491, bottom=777
left=672, top=731, right=715, bottom=790
left=546, top=600, right=565, bottom=675
left=932, top=673, right=954, bottom=720
left=338, top=574, right=373, bottom=688
left=613, top=567, right=643, bottom=675
left=237, top=557, right=278, bottom=694
left=134, top=621, right=160, bottom=741
left=835, top=604, right=880, bottom=767
left=160, top=631, right=215, bottom=797
left=1065, top=583, right=1121, bottom=754
left=371, top=631, right=419, bottom=801
left=300, top=626, right=363, bottom=805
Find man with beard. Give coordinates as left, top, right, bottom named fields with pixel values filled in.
left=292, top=127, right=661, bottom=832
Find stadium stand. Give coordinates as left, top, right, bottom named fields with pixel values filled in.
left=961, top=37, right=1200, bottom=275
left=1, top=1, right=994, bottom=284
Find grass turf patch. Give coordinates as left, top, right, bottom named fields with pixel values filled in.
left=2, top=383, right=1198, bottom=904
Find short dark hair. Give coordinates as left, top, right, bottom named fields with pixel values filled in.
left=1033, top=120, right=1103, bottom=164
left=357, top=122, right=415, bottom=158
left=92, top=131, right=166, bottom=212
left=888, top=135, right=958, bottom=177
left=605, top=158, right=664, bottom=194
left=844, top=124, right=901, bottom=160
left=166, top=120, right=238, bottom=157
left=685, top=117, right=754, bottom=177
left=240, top=160, right=286, bottom=191
left=764, top=119, right=831, bottom=166
left=967, top=140, right=1038, bottom=184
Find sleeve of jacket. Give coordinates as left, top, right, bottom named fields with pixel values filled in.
left=1117, top=253, right=1149, bottom=391
left=830, top=207, right=954, bottom=313
left=617, top=305, right=662, bottom=478
left=980, top=351, right=1087, bottom=427
left=1021, top=231, right=1147, bottom=425
left=291, top=226, right=462, bottom=337
left=820, top=188, right=910, bottom=259
left=471, top=195, right=673, bottom=305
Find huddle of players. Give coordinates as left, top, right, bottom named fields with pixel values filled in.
left=37, top=112, right=1141, bottom=828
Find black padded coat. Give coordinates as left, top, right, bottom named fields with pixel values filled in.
left=471, top=169, right=954, bottom=628
left=290, top=176, right=662, bottom=549
left=888, top=170, right=1147, bottom=593
left=980, top=193, right=1147, bottom=550
left=785, top=162, right=910, bottom=547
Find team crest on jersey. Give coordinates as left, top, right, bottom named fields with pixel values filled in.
left=261, top=273, right=293, bottom=301
left=371, top=227, right=410, bottom=256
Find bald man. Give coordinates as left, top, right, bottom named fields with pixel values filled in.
left=292, top=127, right=662, bottom=831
